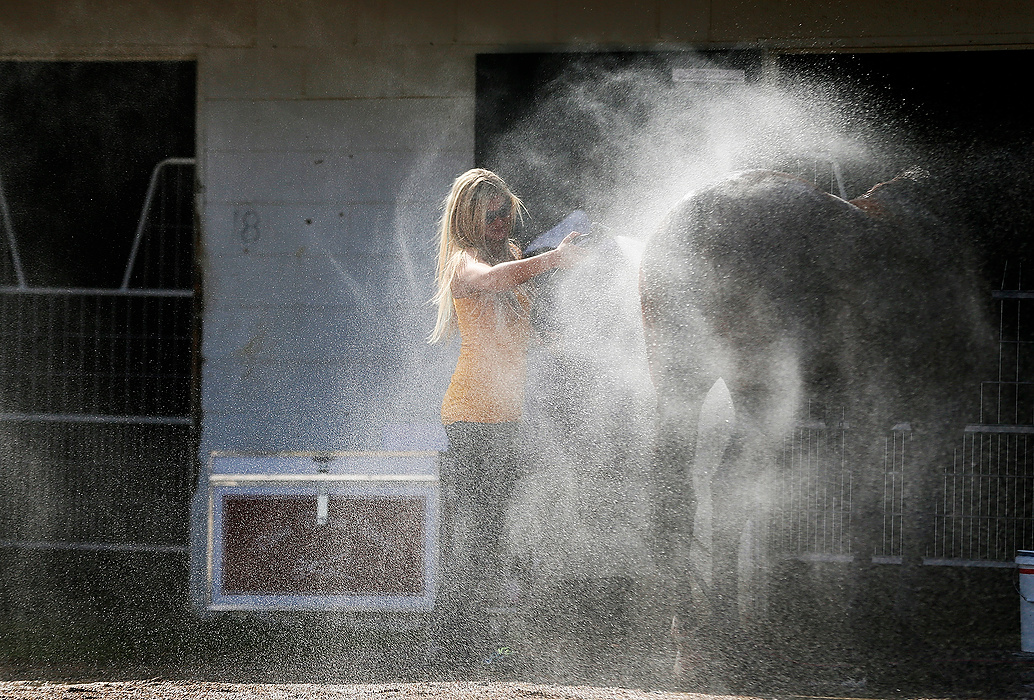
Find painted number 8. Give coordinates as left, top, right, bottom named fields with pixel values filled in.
left=236, top=209, right=260, bottom=246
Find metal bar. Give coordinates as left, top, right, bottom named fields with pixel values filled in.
left=122, top=157, right=195, bottom=290
left=210, top=473, right=439, bottom=484
left=830, top=159, right=848, bottom=199
left=0, top=413, right=192, bottom=425
left=1025, top=435, right=1032, bottom=553
left=0, top=539, right=187, bottom=554
left=901, top=432, right=908, bottom=557
left=993, top=290, right=1034, bottom=300
left=970, top=438, right=979, bottom=558
left=0, top=171, right=27, bottom=288
left=965, top=424, right=1034, bottom=434
left=998, top=298, right=1006, bottom=424
left=979, top=374, right=985, bottom=424
left=93, top=294, right=103, bottom=412
left=922, top=558, right=1016, bottom=568
left=124, top=291, right=132, bottom=415
left=0, top=286, right=191, bottom=298
left=796, top=552, right=853, bottom=563
left=885, top=434, right=893, bottom=554
left=1016, top=297, right=1023, bottom=423
left=997, top=433, right=1006, bottom=559
left=951, top=441, right=962, bottom=558
left=209, top=450, right=441, bottom=459
left=845, top=424, right=852, bottom=554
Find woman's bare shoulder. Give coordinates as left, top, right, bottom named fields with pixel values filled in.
left=450, top=249, right=489, bottom=297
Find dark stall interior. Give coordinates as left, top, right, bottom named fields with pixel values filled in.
left=474, top=49, right=1034, bottom=691
left=477, top=50, right=1034, bottom=286
left=0, top=61, right=199, bottom=665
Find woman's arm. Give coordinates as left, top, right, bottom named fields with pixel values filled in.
left=452, top=230, right=585, bottom=298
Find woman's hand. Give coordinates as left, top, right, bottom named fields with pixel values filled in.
left=551, top=230, right=589, bottom=269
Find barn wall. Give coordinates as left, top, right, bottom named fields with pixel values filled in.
left=2, top=1, right=1034, bottom=609
left=189, top=0, right=1034, bottom=454
left=2, top=0, right=1032, bottom=454
left=196, top=44, right=473, bottom=451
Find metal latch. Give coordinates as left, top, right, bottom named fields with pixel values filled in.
left=316, top=470, right=329, bottom=525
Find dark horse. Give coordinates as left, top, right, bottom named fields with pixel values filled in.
left=639, top=169, right=992, bottom=678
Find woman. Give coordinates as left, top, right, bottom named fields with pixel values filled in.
left=429, top=168, right=583, bottom=651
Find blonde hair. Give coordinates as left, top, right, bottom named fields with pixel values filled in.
left=429, top=169, right=524, bottom=343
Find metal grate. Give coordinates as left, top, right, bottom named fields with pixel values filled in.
left=753, top=272, right=1034, bottom=567
left=931, top=429, right=1034, bottom=562
left=770, top=417, right=915, bottom=562
left=0, top=291, right=192, bottom=420
left=978, top=291, right=1034, bottom=426
left=786, top=153, right=848, bottom=199
left=773, top=417, right=853, bottom=559
left=927, top=268, right=1034, bottom=563
left=0, top=159, right=195, bottom=553
left=763, top=152, right=849, bottom=199
left=877, top=427, right=910, bottom=560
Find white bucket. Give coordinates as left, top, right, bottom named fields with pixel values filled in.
left=1018, top=550, right=1034, bottom=652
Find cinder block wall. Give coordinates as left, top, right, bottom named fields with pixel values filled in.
left=191, top=4, right=477, bottom=453
left=197, top=46, right=473, bottom=452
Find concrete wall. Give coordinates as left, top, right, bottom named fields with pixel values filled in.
left=197, top=46, right=472, bottom=451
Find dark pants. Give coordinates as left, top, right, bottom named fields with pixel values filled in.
left=438, top=421, right=524, bottom=640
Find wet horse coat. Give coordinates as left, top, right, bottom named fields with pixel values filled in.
left=639, top=170, right=991, bottom=669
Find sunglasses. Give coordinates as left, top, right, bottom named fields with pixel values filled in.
left=485, top=201, right=512, bottom=224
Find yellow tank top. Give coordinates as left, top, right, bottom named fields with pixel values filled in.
left=441, top=290, right=532, bottom=424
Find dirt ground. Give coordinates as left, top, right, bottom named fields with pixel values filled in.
left=0, top=681, right=755, bottom=700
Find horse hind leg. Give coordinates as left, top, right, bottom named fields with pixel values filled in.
left=674, top=377, right=736, bottom=679
left=687, top=377, right=736, bottom=607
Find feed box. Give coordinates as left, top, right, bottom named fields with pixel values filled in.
left=202, top=451, right=439, bottom=611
